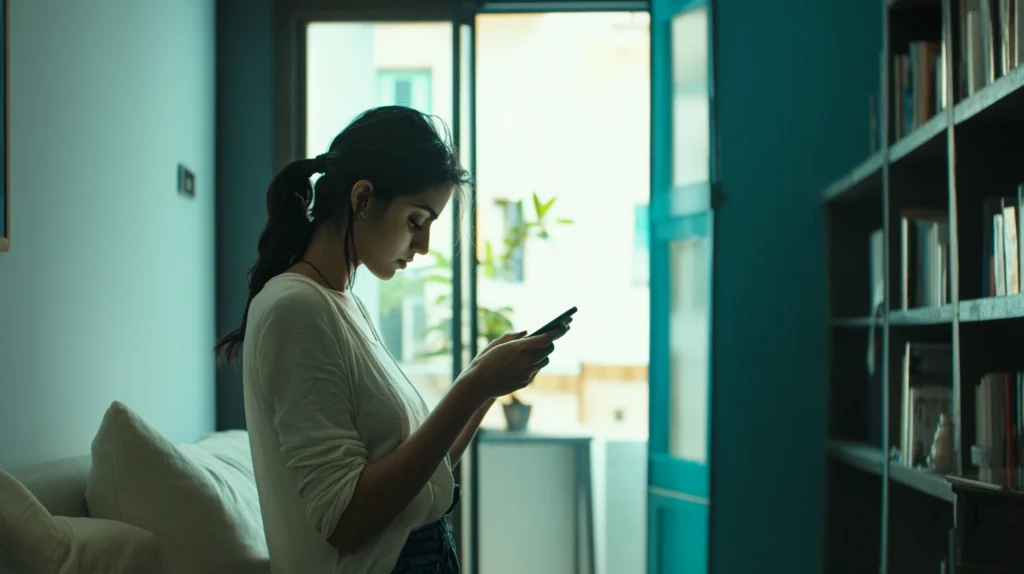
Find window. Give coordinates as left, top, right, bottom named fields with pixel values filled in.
left=491, top=198, right=526, bottom=283
left=633, top=203, right=650, bottom=286
left=377, top=69, right=433, bottom=111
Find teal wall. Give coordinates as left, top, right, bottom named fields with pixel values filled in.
left=710, top=0, right=880, bottom=572
left=0, top=0, right=217, bottom=469
left=214, top=0, right=275, bottom=430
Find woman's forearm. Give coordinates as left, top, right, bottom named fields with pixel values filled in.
left=328, top=373, right=485, bottom=554
left=449, top=397, right=496, bottom=465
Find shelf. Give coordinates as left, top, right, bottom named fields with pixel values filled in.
left=959, top=295, right=1024, bottom=323
left=889, top=304, right=954, bottom=325
left=888, top=112, right=947, bottom=164
left=822, top=64, right=1024, bottom=204
left=948, top=468, right=1024, bottom=496
left=886, top=0, right=942, bottom=10
left=832, top=316, right=877, bottom=328
left=822, top=113, right=946, bottom=204
left=827, top=440, right=955, bottom=502
left=827, top=440, right=885, bottom=474
left=954, top=63, right=1024, bottom=126
left=890, top=463, right=955, bottom=502
left=822, top=153, right=883, bottom=203
left=829, top=297, right=1024, bottom=327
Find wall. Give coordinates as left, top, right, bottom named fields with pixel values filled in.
left=710, top=0, right=881, bottom=572
left=0, top=0, right=217, bottom=469
left=215, top=0, right=275, bottom=430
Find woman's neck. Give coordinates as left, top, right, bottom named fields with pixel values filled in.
left=292, top=231, right=354, bottom=291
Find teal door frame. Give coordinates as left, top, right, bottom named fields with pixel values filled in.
left=647, top=0, right=717, bottom=571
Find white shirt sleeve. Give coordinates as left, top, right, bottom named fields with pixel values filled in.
left=253, top=292, right=368, bottom=541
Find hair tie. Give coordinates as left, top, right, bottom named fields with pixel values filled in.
left=312, top=153, right=329, bottom=174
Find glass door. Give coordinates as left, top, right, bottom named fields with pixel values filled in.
left=647, top=0, right=716, bottom=572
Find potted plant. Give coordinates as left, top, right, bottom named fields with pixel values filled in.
left=502, top=392, right=532, bottom=432
left=416, top=192, right=573, bottom=431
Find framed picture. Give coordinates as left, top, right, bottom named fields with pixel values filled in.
left=0, top=0, right=8, bottom=252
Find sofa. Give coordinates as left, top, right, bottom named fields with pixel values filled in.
left=0, top=402, right=271, bottom=574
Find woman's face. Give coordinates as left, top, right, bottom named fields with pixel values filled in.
left=352, top=184, right=453, bottom=281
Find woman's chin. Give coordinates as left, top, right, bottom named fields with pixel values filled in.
left=366, top=264, right=398, bottom=281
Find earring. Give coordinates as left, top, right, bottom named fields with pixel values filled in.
left=359, top=211, right=366, bottom=219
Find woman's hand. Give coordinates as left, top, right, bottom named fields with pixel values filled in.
left=459, top=323, right=571, bottom=400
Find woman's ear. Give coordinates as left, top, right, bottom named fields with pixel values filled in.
left=350, top=179, right=374, bottom=217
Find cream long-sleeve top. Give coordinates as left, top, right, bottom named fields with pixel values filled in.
left=241, top=273, right=455, bottom=574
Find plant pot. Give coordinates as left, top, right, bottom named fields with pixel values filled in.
left=502, top=401, right=532, bottom=432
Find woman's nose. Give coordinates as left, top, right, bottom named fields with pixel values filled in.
left=411, top=230, right=430, bottom=255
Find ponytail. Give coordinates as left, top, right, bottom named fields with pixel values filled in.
left=214, top=158, right=321, bottom=367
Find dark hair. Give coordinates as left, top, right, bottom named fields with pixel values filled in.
left=215, top=106, right=471, bottom=367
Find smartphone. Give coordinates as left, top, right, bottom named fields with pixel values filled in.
left=529, top=306, right=578, bottom=337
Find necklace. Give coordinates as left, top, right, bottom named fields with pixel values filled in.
left=300, top=259, right=338, bottom=291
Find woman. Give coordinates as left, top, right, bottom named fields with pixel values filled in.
left=214, top=106, right=568, bottom=574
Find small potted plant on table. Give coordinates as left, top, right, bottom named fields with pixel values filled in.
left=502, top=392, right=532, bottom=432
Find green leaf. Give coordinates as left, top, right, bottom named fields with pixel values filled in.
left=532, top=193, right=544, bottom=218
left=556, top=218, right=574, bottom=225
left=430, top=251, right=451, bottom=269
left=543, top=196, right=557, bottom=213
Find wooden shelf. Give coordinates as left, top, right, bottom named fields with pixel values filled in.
left=819, top=2, right=1024, bottom=571
left=948, top=468, right=1024, bottom=495
left=827, top=440, right=885, bottom=474
left=954, top=63, right=1024, bottom=126
left=831, top=316, right=877, bottom=328
left=889, top=112, right=947, bottom=164
left=890, top=304, right=954, bottom=325
left=824, top=63, right=1024, bottom=204
left=890, top=463, right=955, bottom=502
left=829, top=304, right=953, bottom=327
left=887, top=0, right=942, bottom=10
left=829, top=297, right=1024, bottom=327
left=822, top=113, right=945, bottom=204
left=827, top=441, right=954, bottom=502
left=823, top=153, right=883, bottom=203
left=959, top=295, right=1024, bottom=323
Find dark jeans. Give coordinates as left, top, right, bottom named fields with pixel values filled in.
left=390, top=484, right=461, bottom=574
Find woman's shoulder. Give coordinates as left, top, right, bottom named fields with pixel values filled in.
left=249, top=273, right=347, bottom=329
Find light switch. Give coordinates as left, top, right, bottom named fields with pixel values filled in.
left=178, top=164, right=196, bottom=197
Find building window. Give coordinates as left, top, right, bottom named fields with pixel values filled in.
left=491, top=198, right=526, bottom=284
left=633, top=203, right=650, bottom=286
left=377, top=69, right=433, bottom=112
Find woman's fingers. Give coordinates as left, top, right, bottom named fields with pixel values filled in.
left=482, top=330, right=527, bottom=354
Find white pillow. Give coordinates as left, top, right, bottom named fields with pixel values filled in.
left=0, top=469, right=160, bottom=574
left=85, top=401, right=271, bottom=574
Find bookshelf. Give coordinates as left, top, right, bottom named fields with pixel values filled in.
left=824, top=0, right=1024, bottom=572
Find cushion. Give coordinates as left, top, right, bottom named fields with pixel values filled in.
left=8, top=456, right=91, bottom=518
left=85, top=401, right=270, bottom=574
left=0, top=469, right=160, bottom=574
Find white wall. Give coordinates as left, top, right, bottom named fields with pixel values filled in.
left=0, top=0, right=217, bottom=469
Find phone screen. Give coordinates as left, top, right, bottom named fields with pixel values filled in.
left=529, top=306, right=578, bottom=337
